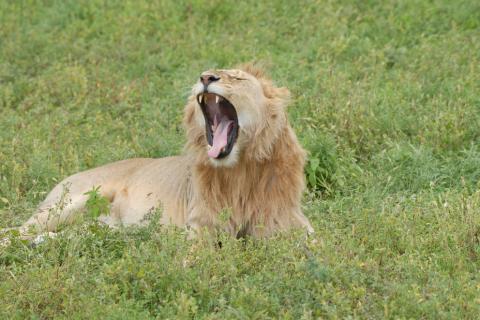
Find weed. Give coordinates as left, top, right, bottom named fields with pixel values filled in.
left=84, top=186, right=110, bottom=220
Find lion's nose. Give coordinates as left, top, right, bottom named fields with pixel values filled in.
left=200, top=74, right=220, bottom=86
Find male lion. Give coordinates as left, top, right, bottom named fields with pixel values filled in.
left=5, top=65, right=314, bottom=240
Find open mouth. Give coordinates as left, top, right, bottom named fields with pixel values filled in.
left=197, top=92, right=239, bottom=159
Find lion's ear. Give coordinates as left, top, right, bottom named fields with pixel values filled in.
left=265, top=85, right=290, bottom=101
left=262, top=81, right=291, bottom=110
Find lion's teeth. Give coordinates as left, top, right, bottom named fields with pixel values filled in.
left=199, top=95, right=203, bottom=103
left=215, top=96, right=219, bottom=104
left=207, top=145, right=212, bottom=150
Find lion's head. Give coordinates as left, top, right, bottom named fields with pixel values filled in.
left=184, top=64, right=291, bottom=167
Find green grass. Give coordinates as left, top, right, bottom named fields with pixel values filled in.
left=1, top=0, right=480, bottom=318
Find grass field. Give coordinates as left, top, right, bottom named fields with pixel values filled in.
left=1, top=0, right=480, bottom=318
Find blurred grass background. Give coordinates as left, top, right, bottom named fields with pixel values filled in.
left=1, top=0, right=479, bottom=318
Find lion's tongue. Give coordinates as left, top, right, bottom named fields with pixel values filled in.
left=208, top=119, right=233, bottom=158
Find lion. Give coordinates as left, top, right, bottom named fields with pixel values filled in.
left=3, top=65, right=314, bottom=241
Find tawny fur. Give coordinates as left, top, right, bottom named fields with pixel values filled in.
left=2, top=65, right=313, bottom=241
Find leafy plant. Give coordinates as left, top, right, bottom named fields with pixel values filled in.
left=84, top=186, right=110, bottom=219
left=304, top=134, right=338, bottom=195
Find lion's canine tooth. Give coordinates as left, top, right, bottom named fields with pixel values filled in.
left=199, top=94, right=203, bottom=103
left=215, top=96, right=219, bottom=104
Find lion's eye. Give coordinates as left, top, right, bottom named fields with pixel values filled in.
left=233, top=77, right=247, bottom=81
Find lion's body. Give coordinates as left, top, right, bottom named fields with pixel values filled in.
left=8, top=65, right=313, bottom=240
left=21, top=157, right=191, bottom=233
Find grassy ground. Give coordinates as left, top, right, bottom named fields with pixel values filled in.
left=1, top=0, right=480, bottom=318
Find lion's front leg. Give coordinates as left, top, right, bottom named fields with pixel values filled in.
left=244, top=207, right=314, bottom=239
left=185, top=207, right=217, bottom=238
left=185, top=203, right=237, bottom=239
